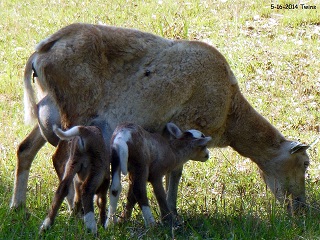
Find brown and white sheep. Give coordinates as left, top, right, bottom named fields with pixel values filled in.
left=11, top=23, right=310, bottom=214
left=106, top=122, right=211, bottom=227
left=40, top=124, right=110, bottom=234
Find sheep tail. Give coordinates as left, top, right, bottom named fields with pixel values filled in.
left=53, top=125, right=81, bottom=140
left=23, top=53, right=38, bottom=125
left=112, top=138, right=129, bottom=176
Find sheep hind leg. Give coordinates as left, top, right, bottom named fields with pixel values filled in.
left=72, top=177, right=83, bottom=217
left=39, top=173, right=75, bottom=233
left=52, top=141, right=75, bottom=212
left=95, top=177, right=110, bottom=227
left=106, top=167, right=122, bottom=227
left=121, top=181, right=137, bottom=222
left=81, top=173, right=105, bottom=234
left=133, top=171, right=155, bottom=227
left=11, top=125, right=46, bottom=210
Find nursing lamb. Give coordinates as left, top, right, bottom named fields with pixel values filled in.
left=106, top=122, right=211, bottom=227
left=40, top=125, right=110, bottom=234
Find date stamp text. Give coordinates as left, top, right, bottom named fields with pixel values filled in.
left=271, top=3, right=317, bottom=10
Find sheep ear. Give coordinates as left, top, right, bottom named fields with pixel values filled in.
left=309, top=137, right=319, bottom=148
left=194, top=136, right=212, bottom=146
left=166, top=122, right=183, bottom=138
left=289, top=142, right=310, bottom=154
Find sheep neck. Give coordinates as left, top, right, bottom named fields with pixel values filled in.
left=224, top=89, right=285, bottom=166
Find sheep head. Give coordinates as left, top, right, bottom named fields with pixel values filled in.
left=259, top=141, right=310, bottom=213
left=166, top=122, right=212, bottom=162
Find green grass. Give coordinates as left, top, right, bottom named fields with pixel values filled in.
left=1, top=0, right=320, bottom=239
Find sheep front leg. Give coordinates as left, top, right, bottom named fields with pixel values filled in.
left=151, top=177, right=173, bottom=225
left=11, top=125, right=46, bottom=210
left=166, top=166, right=183, bottom=216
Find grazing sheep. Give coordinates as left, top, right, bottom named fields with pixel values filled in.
left=12, top=23, right=310, bottom=214
left=106, top=122, right=211, bottom=227
left=40, top=125, right=110, bottom=234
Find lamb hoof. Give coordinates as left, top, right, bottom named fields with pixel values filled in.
left=105, top=216, right=118, bottom=228
left=10, top=206, right=31, bottom=220
left=85, top=225, right=97, bottom=236
left=147, top=220, right=157, bottom=228
left=39, top=217, right=52, bottom=234
left=84, top=212, right=97, bottom=234
left=173, top=214, right=184, bottom=229
left=10, top=202, right=24, bottom=211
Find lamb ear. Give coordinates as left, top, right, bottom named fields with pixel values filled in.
left=166, top=122, right=183, bottom=138
left=194, top=136, right=212, bottom=146
left=289, top=143, right=310, bottom=154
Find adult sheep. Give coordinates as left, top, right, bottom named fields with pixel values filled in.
left=11, top=23, right=310, bottom=214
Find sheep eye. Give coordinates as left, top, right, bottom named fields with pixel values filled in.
left=304, top=161, right=309, bottom=169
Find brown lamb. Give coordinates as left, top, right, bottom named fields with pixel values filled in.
left=106, top=122, right=211, bottom=227
left=40, top=125, right=110, bottom=234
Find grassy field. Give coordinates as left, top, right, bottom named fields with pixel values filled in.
left=1, top=0, right=320, bottom=239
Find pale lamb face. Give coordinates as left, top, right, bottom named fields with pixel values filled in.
left=181, top=129, right=212, bottom=162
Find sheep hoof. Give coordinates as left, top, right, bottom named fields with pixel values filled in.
left=105, top=216, right=118, bottom=228
left=150, top=221, right=157, bottom=227
left=10, top=205, right=30, bottom=220
left=85, top=224, right=97, bottom=235
left=10, top=202, right=24, bottom=211
left=172, top=214, right=184, bottom=229
left=84, top=212, right=97, bottom=234
left=39, top=217, right=52, bottom=234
